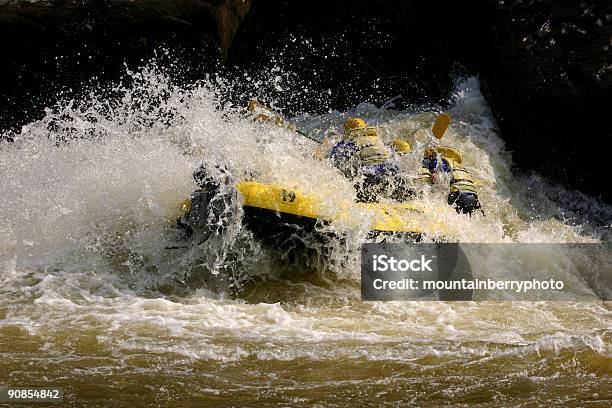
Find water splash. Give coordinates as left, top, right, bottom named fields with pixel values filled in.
left=0, top=65, right=610, bottom=406
left=1, top=66, right=609, bottom=294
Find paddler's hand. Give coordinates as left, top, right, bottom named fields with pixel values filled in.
left=431, top=172, right=441, bottom=184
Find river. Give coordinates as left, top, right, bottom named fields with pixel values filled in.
left=1, top=69, right=610, bottom=406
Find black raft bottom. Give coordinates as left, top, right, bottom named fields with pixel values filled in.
left=242, top=206, right=422, bottom=246
left=242, top=206, right=324, bottom=246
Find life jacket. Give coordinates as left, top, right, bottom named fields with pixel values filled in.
left=416, top=147, right=480, bottom=210
left=449, top=164, right=478, bottom=195
left=447, top=162, right=481, bottom=213
left=347, top=127, right=390, bottom=167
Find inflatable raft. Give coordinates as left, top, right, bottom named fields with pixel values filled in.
left=176, top=178, right=451, bottom=245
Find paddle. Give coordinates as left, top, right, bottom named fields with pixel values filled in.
left=248, top=100, right=321, bottom=144
left=250, top=100, right=451, bottom=142
left=431, top=113, right=452, bottom=139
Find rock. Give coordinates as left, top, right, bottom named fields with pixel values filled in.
left=0, top=0, right=252, bottom=134
left=228, top=0, right=481, bottom=113
left=229, top=0, right=611, bottom=201
left=1, top=0, right=609, bottom=202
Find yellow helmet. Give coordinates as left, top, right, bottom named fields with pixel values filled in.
left=391, top=139, right=411, bottom=154
left=344, top=117, right=367, bottom=133
left=424, top=147, right=437, bottom=160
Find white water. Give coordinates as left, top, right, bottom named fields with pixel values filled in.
left=0, top=67, right=610, bottom=406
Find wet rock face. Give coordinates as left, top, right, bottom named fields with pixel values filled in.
left=0, top=0, right=251, bottom=134
left=227, top=1, right=490, bottom=113
left=229, top=0, right=611, bottom=201
left=479, top=0, right=612, bottom=202
left=1, top=0, right=609, bottom=201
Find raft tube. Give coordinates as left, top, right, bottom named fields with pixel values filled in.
left=177, top=181, right=447, bottom=244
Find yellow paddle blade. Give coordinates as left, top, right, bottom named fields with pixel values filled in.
left=249, top=99, right=274, bottom=117
left=248, top=100, right=321, bottom=144
left=436, top=146, right=462, bottom=165
left=248, top=99, right=271, bottom=113
left=313, top=137, right=332, bottom=160
left=432, top=113, right=452, bottom=139
left=248, top=99, right=285, bottom=126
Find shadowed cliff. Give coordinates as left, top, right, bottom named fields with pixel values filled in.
left=1, top=0, right=610, bottom=202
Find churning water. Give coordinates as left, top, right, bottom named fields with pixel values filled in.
left=1, top=67, right=610, bottom=406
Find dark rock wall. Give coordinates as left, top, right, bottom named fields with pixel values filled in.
left=0, top=0, right=251, bottom=134
left=478, top=0, right=611, bottom=202
left=228, top=0, right=611, bottom=202
left=227, top=1, right=491, bottom=113
left=1, top=0, right=610, bottom=201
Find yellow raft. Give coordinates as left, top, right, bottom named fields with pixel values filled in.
left=237, top=181, right=425, bottom=234
left=178, top=179, right=452, bottom=243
